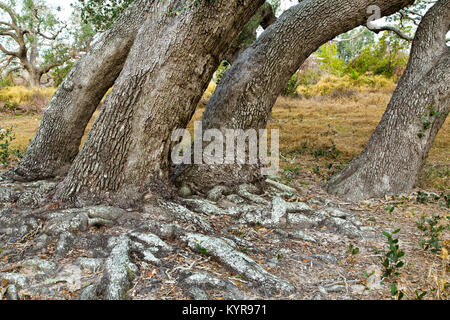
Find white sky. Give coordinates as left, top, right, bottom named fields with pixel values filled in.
left=47, top=0, right=73, bottom=19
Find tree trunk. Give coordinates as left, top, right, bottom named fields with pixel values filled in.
left=6, top=0, right=157, bottom=182
left=55, top=0, right=265, bottom=208
left=177, top=0, right=415, bottom=191
left=21, top=58, right=42, bottom=88
left=28, top=71, right=42, bottom=88
left=327, top=0, right=449, bottom=201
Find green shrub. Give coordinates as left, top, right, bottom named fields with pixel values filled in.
left=0, top=127, right=15, bottom=166
left=283, top=73, right=299, bottom=96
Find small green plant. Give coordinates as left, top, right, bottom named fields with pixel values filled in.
left=422, top=119, right=431, bottom=130
left=373, top=229, right=406, bottom=300
left=348, top=244, right=360, bottom=256
left=390, top=282, right=404, bottom=300
left=362, top=270, right=375, bottom=291
left=439, top=193, right=450, bottom=208
left=196, top=244, right=208, bottom=255
left=284, top=166, right=300, bottom=175
left=417, top=191, right=437, bottom=204
left=374, top=229, right=405, bottom=278
left=309, top=144, right=340, bottom=159
left=416, top=191, right=449, bottom=208
left=0, top=127, right=16, bottom=166
left=385, top=204, right=396, bottom=214
left=3, top=101, right=19, bottom=112
left=416, top=214, right=448, bottom=253
left=414, top=289, right=428, bottom=300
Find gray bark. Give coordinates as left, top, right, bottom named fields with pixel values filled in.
left=5, top=0, right=156, bottom=182
left=178, top=0, right=415, bottom=191
left=55, top=0, right=265, bottom=207
left=327, top=0, right=450, bottom=201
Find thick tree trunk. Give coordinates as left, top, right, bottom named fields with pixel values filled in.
left=327, top=0, right=450, bottom=201
left=177, top=0, right=415, bottom=191
left=55, top=0, right=265, bottom=207
left=27, top=70, right=42, bottom=88
left=6, top=0, right=156, bottom=182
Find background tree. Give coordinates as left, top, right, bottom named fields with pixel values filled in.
left=0, top=0, right=71, bottom=86
left=335, top=28, right=376, bottom=62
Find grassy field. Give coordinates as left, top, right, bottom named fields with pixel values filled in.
left=1, top=87, right=449, bottom=191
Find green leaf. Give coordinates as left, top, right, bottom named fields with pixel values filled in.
left=391, top=282, right=398, bottom=296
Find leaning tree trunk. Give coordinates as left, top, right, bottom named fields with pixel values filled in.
left=327, top=0, right=450, bottom=201
left=5, top=0, right=156, bottom=182
left=177, top=0, right=415, bottom=191
left=55, top=0, right=265, bottom=208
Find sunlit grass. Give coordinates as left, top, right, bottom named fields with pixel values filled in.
left=0, top=86, right=56, bottom=112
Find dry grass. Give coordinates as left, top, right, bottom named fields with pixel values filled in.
left=296, top=75, right=396, bottom=98
left=269, top=91, right=448, bottom=192
left=0, top=87, right=448, bottom=190
left=0, top=86, right=56, bottom=113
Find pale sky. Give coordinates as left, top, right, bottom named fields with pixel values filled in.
left=45, top=1, right=72, bottom=20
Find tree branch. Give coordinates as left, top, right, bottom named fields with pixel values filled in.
left=367, top=24, right=413, bottom=41
left=0, top=42, right=19, bottom=57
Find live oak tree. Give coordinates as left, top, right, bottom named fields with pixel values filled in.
left=7, top=0, right=157, bottom=181
left=54, top=0, right=266, bottom=207
left=178, top=0, right=416, bottom=191
left=0, top=0, right=70, bottom=86
left=8, top=0, right=444, bottom=208
left=327, top=0, right=449, bottom=200
left=9, top=0, right=276, bottom=183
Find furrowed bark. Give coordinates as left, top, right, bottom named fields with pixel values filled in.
left=327, top=0, right=450, bottom=201
left=177, top=0, right=415, bottom=190
left=55, top=0, right=265, bottom=207
left=6, top=0, right=156, bottom=182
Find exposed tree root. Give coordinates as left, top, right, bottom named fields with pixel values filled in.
left=0, top=176, right=379, bottom=300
